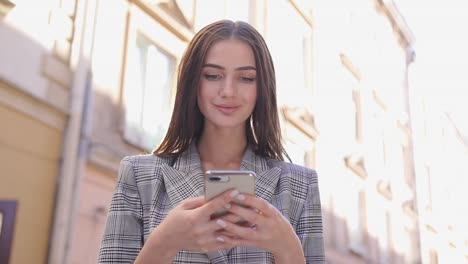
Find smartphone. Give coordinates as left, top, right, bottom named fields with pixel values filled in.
left=204, top=170, right=256, bottom=219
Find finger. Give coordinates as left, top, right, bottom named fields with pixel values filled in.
left=200, top=189, right=238, bottom=217
left=180, top=196, right=205, bottom=209
left=214, top=218, right=260, bottom=241
left=218, top=213, right=245, bottom=224
left=232, top=194, right=276, bottom=217
left=216, top=230, right=238, bottom=238
left=195, top=215, right=244, bottom=237
left=221, top=215, right=251, bottom=227
left=201, top=216, right=250, bottom=235
left=227, top=203, right=265, bottom=227
left=191, top=221, right=232, bottom=247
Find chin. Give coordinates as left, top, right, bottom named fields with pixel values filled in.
left=208, top=118, right=248, bottom=130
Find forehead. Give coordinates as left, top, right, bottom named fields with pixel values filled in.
left=204, top=39, right=256, bottom=67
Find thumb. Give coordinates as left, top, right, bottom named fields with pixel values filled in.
left=180, top=196, right=205, bottom=209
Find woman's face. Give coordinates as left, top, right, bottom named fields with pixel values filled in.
left=198, top=38, right=257, bottom=130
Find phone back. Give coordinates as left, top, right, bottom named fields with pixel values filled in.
left=204, top=170, right=256, bottom=201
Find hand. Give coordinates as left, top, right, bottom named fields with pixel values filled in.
left=146, top=189, right=240, bottom=254
left=216, top=194, right=305, bottom=263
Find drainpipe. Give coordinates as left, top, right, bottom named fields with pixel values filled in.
left=48, top=0, right=98, bottom=263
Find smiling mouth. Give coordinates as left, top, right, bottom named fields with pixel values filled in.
left=215, top=105, right=239, bottom=114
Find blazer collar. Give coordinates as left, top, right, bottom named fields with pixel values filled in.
left=161, top=142, right=281, bottom=262
left=161, top=142, right=282, bottom=208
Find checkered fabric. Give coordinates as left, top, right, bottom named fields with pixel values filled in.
left=98, top=143, right=325, bottom=263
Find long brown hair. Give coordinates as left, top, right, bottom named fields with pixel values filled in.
left=154, top=20, right=289, bottom=161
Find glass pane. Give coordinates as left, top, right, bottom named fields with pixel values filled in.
left=266, top=0, right=311, bottom=107
left=123, top=35, right=147, bottom=145
left=141, top=44, right=174, bottom=150
left=124, top=33, right=176, bottom=151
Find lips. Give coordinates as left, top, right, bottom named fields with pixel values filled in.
left=215, top=104, right=240, bottom=114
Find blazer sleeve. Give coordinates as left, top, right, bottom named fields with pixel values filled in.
left=297, top=170, right=326, bottom=263
left=98, top=157, right=143, bottom=263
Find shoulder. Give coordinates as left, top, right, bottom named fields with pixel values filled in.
left=117, top=154, right=173, bottom=183
left=120, top=154, right=172, bottom=168
left=268, top=159, right=318, bottom=185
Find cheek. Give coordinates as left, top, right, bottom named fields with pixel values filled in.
left=198, top=80, right=216, bottom=98
left=247, top=88, right=257, bottom=106
left=197, top=91, right=206, bottom=113
left=197, top=85, right=205, bottom=113
left=197, top=85, right=214, bottom=114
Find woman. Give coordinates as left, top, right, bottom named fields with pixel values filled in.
left=99, top=20, right=325, bottom=263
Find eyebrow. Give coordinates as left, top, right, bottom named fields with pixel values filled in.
left=202, top=63, right=256, bottom=71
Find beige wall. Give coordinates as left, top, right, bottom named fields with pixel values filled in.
left=0, top=83, right=64, bottom=264
left=0, top=1, right=73, bottom=262
left=70, top=165, right=114, bottom=264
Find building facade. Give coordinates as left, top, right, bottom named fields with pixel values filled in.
left=0, top=0, right=78, bottom=263
left=311, top=0, right=420, bottom=262
left=1, top=0, right=467, bottom=264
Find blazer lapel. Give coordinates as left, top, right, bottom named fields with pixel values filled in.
left=240, top=146, right=282, bottom=204
left=161, top=143, right=205, bottom=208
left=161, top=143, right=282, bottom=264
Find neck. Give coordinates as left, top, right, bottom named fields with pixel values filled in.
left=197, top=125, right=247, bottom=171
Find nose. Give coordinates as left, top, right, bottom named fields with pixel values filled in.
left=219, top=77, right=236, bottom=98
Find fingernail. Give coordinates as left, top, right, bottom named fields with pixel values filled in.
left=236, top=194, right=245, bottom=201
left=229, top=190, right=240, bottom=198
left=224, top=203, right=231, bottom=209
left=216, top=236, right=225, bottom=242
left=216, top=219, right=227, bottom=228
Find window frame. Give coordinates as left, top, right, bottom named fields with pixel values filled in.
left=120, top=5, right=186, bottom=151
left=342, top=172, right=368, bottom=256
left=0, top=200, right=17, bottom=264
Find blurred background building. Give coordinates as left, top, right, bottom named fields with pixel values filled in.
left=0, top=0, right=467, bottom=263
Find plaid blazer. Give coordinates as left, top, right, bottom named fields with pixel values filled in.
left=98, top=143, right=325, bottom=263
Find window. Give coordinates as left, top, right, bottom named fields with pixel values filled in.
left=367, top=102, right=393, bottom=198
left=373, top=210, right=393, bottom=264
left=281, top=107, right=317, bottom=168
left=381, top=211, right=393, bottom=264
left=0, top=200, right=17, bottom=264
left=123, top=33, right=176, bottom=151
left=266, top=0, right=312, bottom=107
left=374, top=129, right=392, bottom=199
left=404, top=222, right=421, bottom=263
left=348, top=190, right=367, bottom=255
